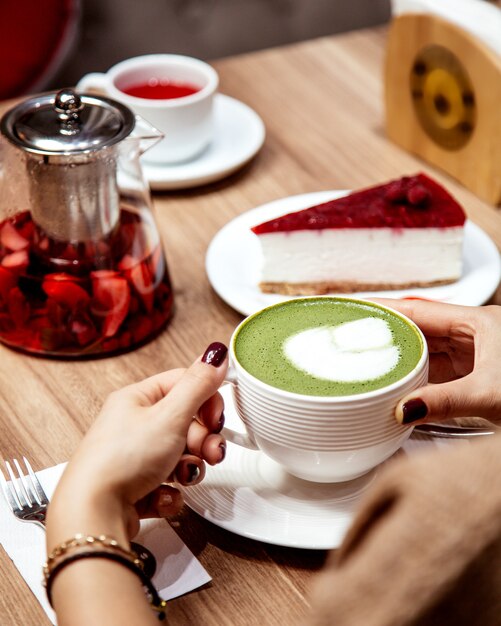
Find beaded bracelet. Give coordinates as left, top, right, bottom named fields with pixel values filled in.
left=44, top=534, right=136, bottom=576
left=43, top=536, right=166, bottom=621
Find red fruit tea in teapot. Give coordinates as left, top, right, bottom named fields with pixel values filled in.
left=0, top=208, right=173, bottom=357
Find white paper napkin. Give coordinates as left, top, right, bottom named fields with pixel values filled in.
left=392, top=0, right=501, bottom=58
left=0, top=463, right=211, bottom=625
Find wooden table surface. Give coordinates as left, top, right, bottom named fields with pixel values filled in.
left=1, top=25, right=500, bottom=626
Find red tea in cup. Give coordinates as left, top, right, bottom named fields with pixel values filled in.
left=121, top=78, right=201, bottom=100
left=77, top=54, right=219, bottom=163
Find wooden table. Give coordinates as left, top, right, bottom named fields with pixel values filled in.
left=1, top=25, right=500, bottom=625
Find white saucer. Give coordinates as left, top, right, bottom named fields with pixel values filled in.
left=206, top=191, right=501, bottom=315
left=141, top=94, right=265, bottom=190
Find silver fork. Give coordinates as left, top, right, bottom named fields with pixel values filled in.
left=0, top=459, right=154, bottom=573
left=0, top=457, right=48, bottom=529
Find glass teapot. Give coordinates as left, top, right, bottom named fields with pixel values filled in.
left=0, top=89, right=174, bottom=357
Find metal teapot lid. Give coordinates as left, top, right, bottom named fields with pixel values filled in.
left=0, top=88, right=135, bottom=155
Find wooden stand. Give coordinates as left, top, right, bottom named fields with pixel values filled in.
left=385, top=14, right=501, bottom=206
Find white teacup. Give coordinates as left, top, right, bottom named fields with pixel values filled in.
left=77, top=54, right=219, bottom=165
left=222, top=297, right=429, bottom=483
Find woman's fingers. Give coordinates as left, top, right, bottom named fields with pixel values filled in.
left=135, top=484, right=184, bottom=520
left=172, top=435, right=226, bottom=486
left=368, top=299, right=501, bottom=423
left=123, top=343, right=228, bottom=420
left=370, top=298, right=475, bottom=337
left=201, top=434, right=226, bottom=465
left=172, top=454, right=206, bottom=485
left=155, top=343, right=228, bottom=432
left=395, top=373, right=501, bottom=424
left=124, top=368, right=186, bottom=406
left=197, top=392, right=225, bottom=432
left=186, top=419, right=226, bottom=463
left=428, top=353, right=457, bottom=383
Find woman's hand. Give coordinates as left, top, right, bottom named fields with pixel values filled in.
left=46, top=342, right=228, bottom=545
left=374, top=300, right=501, bottom=425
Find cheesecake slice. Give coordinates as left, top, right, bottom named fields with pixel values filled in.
left=251, top=174, right=466, bottom=295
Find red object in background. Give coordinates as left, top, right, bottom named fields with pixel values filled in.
left=0, top=0, right=79, bottom=99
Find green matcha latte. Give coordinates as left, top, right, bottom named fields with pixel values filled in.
left=233, top=298, right=423, bottom=396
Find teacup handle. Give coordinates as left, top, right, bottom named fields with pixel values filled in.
left=220, top=364, right=259, bottom=451
left=76, top=72, right=109, bottom=95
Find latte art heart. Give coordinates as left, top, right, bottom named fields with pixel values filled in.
left=283, top=318, right=400, bottom=382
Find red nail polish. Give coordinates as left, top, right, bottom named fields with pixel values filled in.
left=218, top=443, right=226, bottom=463
left=186, top=464, right=201, bottom=483
left=402, top=398, right=428, bottom=424
left=202, top=342, right=228, bottom=367
left=215, top=412, right=225, bottom=433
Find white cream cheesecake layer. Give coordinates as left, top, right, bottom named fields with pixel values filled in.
left=257, top=227, right=463, bottom=284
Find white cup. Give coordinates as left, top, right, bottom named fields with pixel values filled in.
left=222, top=297, right=429, bottom=483
left=77, top=54, right=219, bottom=165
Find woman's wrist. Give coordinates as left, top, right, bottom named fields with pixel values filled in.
left=46, top=475, right=130, bottom=553
left=45, top=473, right=161, bottom=624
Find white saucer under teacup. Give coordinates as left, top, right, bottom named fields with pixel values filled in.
left=142, top=94, right=265, bottom=190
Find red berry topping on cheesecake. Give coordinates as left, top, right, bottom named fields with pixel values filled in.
left=251, top=174, right=465, bottom=234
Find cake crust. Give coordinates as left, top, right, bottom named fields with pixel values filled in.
left=259, top=278, right=457, bottom=296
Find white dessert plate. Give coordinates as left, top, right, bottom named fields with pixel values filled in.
left=179, top=385, right=447, bottom=550
left=141, top=94, right=265, bottom=190
left=179, top=385, right=378, bottom=549
left=206, top=190, right=501, bottom=315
